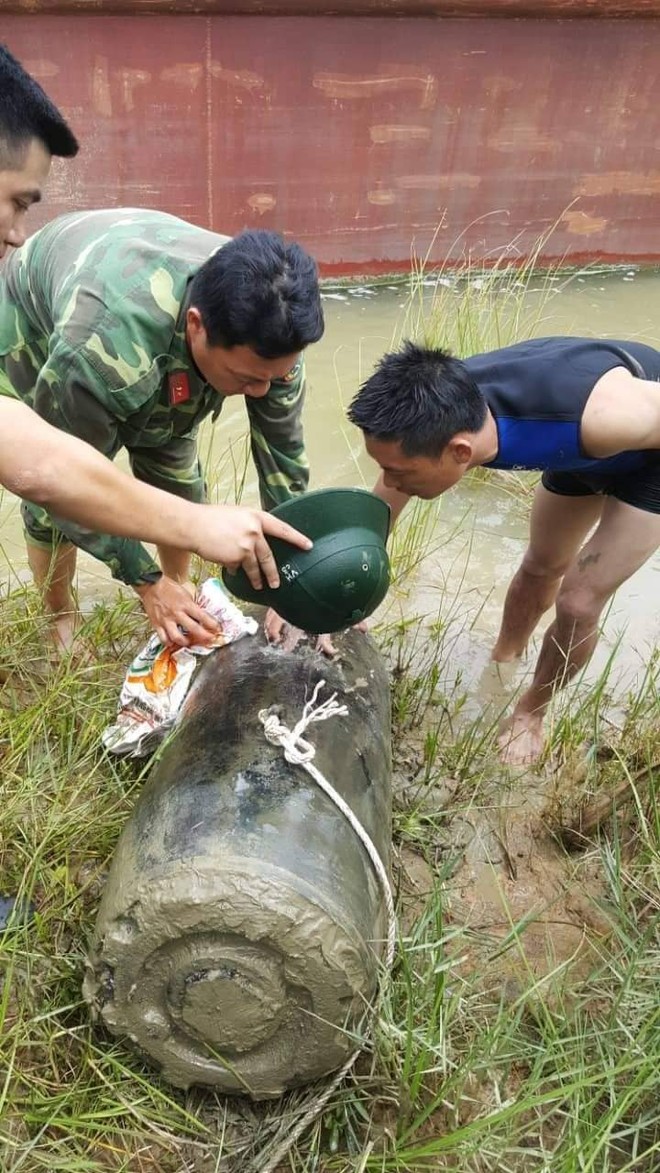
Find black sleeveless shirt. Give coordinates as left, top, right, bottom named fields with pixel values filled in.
left=463, top=337, right=660, bottom=474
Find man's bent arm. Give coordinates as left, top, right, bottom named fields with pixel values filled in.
left=372, top=472, right=410, bottom=529
left=246, top=360, right=310, bottom=509
left=0, top=399, right=308, bottom=573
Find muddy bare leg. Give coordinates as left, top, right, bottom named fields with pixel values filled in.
left=499, top=612, right=600, bottom=765
left=492, top=562, right=563, bottom=662
left=492, top=485, right=603, bottom=663
left=499, top=497, right=660, bottom=766
left=27, top=541, right=79, bottom=652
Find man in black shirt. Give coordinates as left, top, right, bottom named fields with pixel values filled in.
left=349, top=337, right=660, bottom=766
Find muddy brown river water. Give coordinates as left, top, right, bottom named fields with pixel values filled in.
left=1, top=267, right=659, bottom=719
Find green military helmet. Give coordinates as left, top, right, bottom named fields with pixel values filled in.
left=222, top=488, right=391, bottom=634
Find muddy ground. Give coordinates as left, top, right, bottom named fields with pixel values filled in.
left=393, top=740, right=621, bottom=1002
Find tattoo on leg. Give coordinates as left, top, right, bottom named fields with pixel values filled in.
left=577, top=551, right=602, bottom=572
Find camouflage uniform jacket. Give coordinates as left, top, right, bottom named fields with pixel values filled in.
left=0, top=208, right=309, bottom=584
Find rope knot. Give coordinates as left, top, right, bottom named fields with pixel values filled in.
left=258, top=679, right=348, bottom=768
left=259, top=710, right=316, bottom=765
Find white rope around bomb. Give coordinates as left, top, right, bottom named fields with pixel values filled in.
left=258, top=680, right=396, bottom=967
left=253, top=681, right=397, bottom=1173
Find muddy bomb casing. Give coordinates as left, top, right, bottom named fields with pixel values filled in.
left=84, top=630, right=391, bottom=1098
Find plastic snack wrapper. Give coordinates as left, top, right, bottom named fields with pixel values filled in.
left=102, top=577, right=258, bottom=758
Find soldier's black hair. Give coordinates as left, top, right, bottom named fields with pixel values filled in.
left=0, top=43, right=79, bottom=166
left=347, top=341, right=488, bottom=456
left=190, top=229, right=324, bottom=358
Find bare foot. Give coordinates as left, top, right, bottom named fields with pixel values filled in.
left=491, top=642, right=525, bottom=664
left=498, top=711, right=545, bottom=766
left=49, top=609, right=78, bottom=653
left=46, top=610, right=93, bottom=664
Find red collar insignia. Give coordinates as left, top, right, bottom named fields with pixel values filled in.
left=168, top=372, right=191, bottom=405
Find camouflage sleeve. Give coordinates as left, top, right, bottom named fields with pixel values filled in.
left=26, top=356, right=162, bottom=585
left=0, top=364, right=19, bottom=400
left=245, top=360, right=310, bottom=510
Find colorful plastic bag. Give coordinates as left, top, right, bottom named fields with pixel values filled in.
left=102, top=578, right=257, bottom=758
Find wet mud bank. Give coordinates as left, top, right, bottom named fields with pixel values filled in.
left=395, top=740, right=617, bottom=1004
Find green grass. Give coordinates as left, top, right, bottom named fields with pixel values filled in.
left=1, top=577, right=659, bottom=1171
